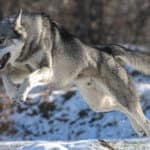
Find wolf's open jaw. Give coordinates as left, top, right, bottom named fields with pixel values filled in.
left=0, top=52, right=10, bottom=69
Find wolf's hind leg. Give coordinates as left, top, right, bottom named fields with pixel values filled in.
left=129, top=102, right=150, bottom=136
left=116, top=85, right=150, bottom=137
left=102, top=62, right=150, bottom=136
left=121, top=108, right=146, bottom=137
left=129, top=117, right=146, bottom=137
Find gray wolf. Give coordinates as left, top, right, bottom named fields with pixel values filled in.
left=0, top=11, right=150, bottom=136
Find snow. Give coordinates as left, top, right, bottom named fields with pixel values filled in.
left=0, top=140, right=110, bottom=150
left=1, top=139, right=150, bottom=150
left=18, top=140, right=103, bottom=150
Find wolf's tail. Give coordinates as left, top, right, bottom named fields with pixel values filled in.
left=110, top=45, right=150, bottom=74
left=95, top=44, right=150, bottom=75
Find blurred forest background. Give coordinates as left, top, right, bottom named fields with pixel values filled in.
left=0, top=0, right=150, bottom=140
left=0, top=0, right=150, bottom=47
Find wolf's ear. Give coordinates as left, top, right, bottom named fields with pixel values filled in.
left=15, top=9, right=22, bottom=28
left=14, top=9, right=27, bottom=39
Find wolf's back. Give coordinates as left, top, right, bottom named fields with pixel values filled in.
left=96, top=45, right=150, bottom=75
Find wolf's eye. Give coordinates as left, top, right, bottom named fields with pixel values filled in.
left=0, top=38, right=5, bottom=45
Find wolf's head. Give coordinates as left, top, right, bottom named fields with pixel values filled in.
left=0, top=11, right=25, bottom=70
left=0, top=11, right=49, bottom=70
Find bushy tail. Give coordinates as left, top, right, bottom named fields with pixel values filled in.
left=95, top=44, right=150, bottom=75
left=110, top=45, right=150, bottom=75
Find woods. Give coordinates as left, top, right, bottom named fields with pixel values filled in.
left=0, top=0, right=149, bottom=46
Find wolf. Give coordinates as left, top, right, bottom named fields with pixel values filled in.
left=0, top=11, right=150, bottom=136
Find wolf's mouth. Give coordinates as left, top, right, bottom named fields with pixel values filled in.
left=0, top=52, right=10, bottom=69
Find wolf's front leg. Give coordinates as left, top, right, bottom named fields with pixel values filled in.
left=13, top=67, right=53, bottom=102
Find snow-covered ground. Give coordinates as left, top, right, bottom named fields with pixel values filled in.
left=0, top=140, right=111, bottom=150
left=1, top=139, right=150, bottom=150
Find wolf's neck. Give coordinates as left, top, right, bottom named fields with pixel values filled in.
left=51, top=21, right=75, bottom=50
